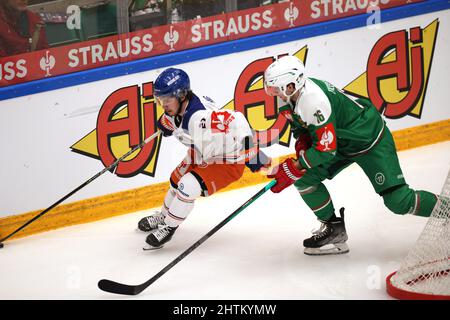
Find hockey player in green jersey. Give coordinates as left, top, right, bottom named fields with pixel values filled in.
left=264, top=55, right=438, bottom=255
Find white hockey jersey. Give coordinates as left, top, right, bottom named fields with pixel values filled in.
left=159, top=94, right=253, bottom=164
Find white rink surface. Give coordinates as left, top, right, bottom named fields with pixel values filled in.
left=1, top=141, right=449, bottom=300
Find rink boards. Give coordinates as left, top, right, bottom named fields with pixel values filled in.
left=0, top=6, right=449, bottom=240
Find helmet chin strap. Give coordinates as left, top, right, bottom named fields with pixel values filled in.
left=175, top=101, right=183, bottom=115
left=174, top=96, right=186, bottom=127
left=175, top=95, right=188, bottom=121
left=286, top=84, right=305, bottom=104
left=284, top=89, right=298, bottom=99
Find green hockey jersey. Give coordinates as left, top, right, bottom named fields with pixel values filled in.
left=280, top=78, right=385, bottom=169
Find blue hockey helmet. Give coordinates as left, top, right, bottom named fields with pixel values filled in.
left=154, top=68, right=190, bottom=100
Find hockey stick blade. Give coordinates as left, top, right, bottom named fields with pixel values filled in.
left=98, top=180, right=276, bottom=296
left=98, top=279, right=144, bottom=296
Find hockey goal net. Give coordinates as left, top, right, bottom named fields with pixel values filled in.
left=386, top=169, right=450, bottom=300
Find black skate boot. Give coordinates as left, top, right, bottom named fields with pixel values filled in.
left=303, top=207, right=349, bottom=256
left=143, top=223, right=178, bottom=250
left=137, top=211, right=165, bottom=232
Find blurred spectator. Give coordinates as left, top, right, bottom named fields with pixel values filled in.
left=130, top=0, right=167, bottom=30
left=181, top=0, right=224, bottom=20
left=238, top=0, right=261, bottom=10
left=0, top=0, right=49, bottom=57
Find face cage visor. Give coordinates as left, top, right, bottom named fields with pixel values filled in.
left=264, top=82, right=301, bottom=100
left=264, top=83, right=283, bottom=97
left=155, top=87, right=189, bottom=105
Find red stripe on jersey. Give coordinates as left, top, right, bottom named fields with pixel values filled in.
left=211, top=111, right=235, bottom=134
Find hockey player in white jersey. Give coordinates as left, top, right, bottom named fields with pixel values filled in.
left=138, top=68, right=271, bottom=249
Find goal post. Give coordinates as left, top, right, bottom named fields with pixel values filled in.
left=386, top=168, right=450, bottom=300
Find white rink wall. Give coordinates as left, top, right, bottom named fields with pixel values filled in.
left=0, top=10, right=449, bottom=218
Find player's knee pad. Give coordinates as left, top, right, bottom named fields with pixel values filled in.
left=165, top=173, right=202, bottom=227
left=176, top=173, right=203, bottom=201
left=381, top=184, right=415, bottom=215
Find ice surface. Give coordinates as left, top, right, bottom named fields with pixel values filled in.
left=1, top=142, right=449, bottom=300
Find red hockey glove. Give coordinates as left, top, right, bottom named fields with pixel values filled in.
left=295, top=133, right=312, bottom=159
left=267, top=158, right=306, bottom=193
left=157, top=114, right=175, bottom=137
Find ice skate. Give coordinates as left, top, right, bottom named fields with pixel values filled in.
left=137, top=211, right=165, bottom=232
left=303, top=208, right=349, bottom=256
left=143, top=223, right=178, bottom=250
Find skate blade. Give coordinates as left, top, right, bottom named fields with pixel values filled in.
left=304, top=243, right=349, bottom=256
left=143, top=244, right=164, bottom=251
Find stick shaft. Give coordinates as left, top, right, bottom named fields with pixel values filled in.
left=98, top=180, right=275, bottom=295
left=141, top=180, right=276, bottom=292
left=148, top=181, right=275, bottom=285
left=0, top=131, right=161, bottom=244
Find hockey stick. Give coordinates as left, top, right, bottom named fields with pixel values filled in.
left=97, top=179, right=276, bottom=295
left=0, top=130, right=161, bottom=249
